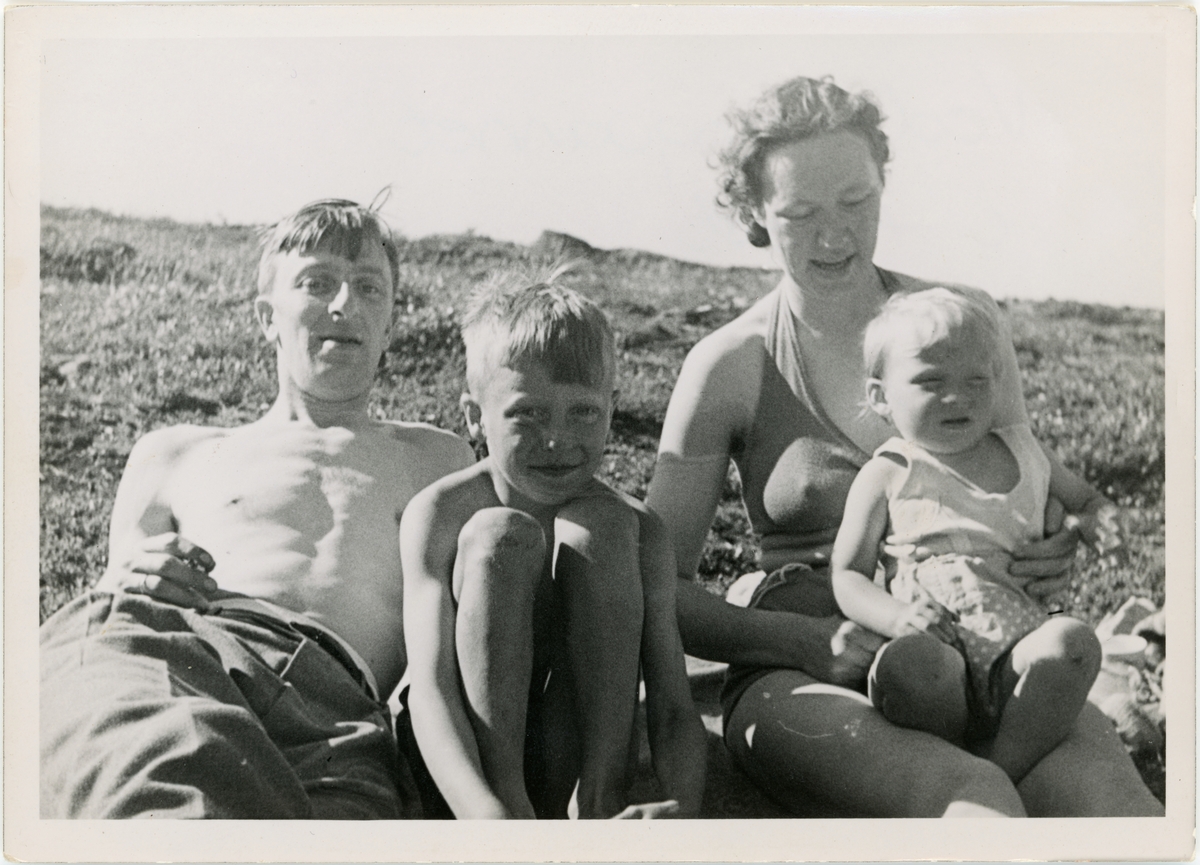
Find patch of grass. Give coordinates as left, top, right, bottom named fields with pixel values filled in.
left=40, top=209, right=1165, bottom=632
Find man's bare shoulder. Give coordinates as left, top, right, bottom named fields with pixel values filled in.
left=374, top=419, right=475, bottom=463
left=129, top=423, right=230, bottom=465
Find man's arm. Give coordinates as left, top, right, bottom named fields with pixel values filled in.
left=399, top=483, right=514, bottom=819
left=94, top=426, right=218, bottom=603
left=1041, top=442, right=1122, bottom=552
left=633, top=507, right=706, bottom=818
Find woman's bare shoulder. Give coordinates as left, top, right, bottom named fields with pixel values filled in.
left=680, top=293, right=772, bottom=383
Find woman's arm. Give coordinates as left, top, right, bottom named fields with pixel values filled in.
left=646, top=326, right=882, bottom=683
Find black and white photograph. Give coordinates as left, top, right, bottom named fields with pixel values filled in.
left=5, top=4, right=1195, bottom=862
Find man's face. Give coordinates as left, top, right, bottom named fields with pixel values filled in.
left=464, top=358, right=614, bottom=512
left=256, top=240, right=394, bottom=403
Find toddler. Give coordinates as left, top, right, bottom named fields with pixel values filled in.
left=831, top=287, right=1116, bottom=783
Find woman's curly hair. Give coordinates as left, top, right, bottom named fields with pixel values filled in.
left=716, top=76, right=890, bottom=248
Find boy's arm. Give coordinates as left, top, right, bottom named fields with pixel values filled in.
left=1040, top=442, right=1122, bottom=551
left=400, top=486, right=514, bottom=819
left=830, top=458, right=957, bottom=643
left=634, top=507, right=707, bottom=818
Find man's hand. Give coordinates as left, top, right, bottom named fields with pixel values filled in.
left=98, top=533, right=217, bottom=609
left=891, top=599, right=958, bottom=644
left=612, top=799, right=681, bottom=819
left=823, top=617, right=886, bottom=688
left=1011, top=495, right=1077, bottom=607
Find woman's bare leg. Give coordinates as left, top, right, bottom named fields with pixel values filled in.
left=454, top=507, right=545, bottom=818
left=985, top=616, right=1102, bottom=783
left=725, top=669, right=1025, bottom=817
left=552, top=496, right=645, bottom=819
left=1017, top=702, right=1164, bottom=816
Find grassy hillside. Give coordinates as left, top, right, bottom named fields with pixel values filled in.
left=40, top=205, right=1165, bottom=632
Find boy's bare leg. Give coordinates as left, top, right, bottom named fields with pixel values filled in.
left=984, top=617, right=1102, bottom=783
left=552, top=496, right=644, bottom=819
left=454, top=507, right=546, bottom=818
left=869, top=634, right=969, bottom=747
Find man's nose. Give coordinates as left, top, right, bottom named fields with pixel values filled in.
left=328, top=281, right=356, bottom=318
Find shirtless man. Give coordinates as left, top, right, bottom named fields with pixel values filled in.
left=39, top=199, right=474, bottom=818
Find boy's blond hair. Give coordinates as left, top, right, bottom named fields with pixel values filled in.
left=863, top=287, right=1004, bottom=379
left=461, top=264, right=616, bottom=396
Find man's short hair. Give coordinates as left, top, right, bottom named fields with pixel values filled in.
left=257, top=199, right=400, bottom=297
left=863, top=287, right=1003, bottom=380
left=461, top=264, right=616, bottom=396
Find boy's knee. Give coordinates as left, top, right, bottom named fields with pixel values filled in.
left=556, top=495, right=639, bottom=551
left=459, top=507, right=546, bottom=560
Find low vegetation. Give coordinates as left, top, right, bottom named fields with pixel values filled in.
left=39, top=206, right=1167, bottom=799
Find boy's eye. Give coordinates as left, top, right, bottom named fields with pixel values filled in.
left=354, top=278, right=386, bottom=296
left=299, top=274, right=337, bottom=295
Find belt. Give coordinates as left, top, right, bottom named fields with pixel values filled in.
left=206, top=596, right=381, bottom=702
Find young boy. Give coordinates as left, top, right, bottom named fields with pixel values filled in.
left=831, top=287, right=1112, bottom=784
left=400, top=269, right=706, bottom=819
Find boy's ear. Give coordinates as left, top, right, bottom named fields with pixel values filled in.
left=865, top=378, right=891, bottom=421
left=460, top=393, right=485, bottom=443
left=254, top=296, right=278, bottom=342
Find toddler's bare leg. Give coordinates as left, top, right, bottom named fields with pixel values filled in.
left=454, top=507, right=546, bottom=818
left=869, top=634, right=969, bottom=747
left=985, top=616, right=1102, bottom=784
left=552, top=497, right=644, bottom=819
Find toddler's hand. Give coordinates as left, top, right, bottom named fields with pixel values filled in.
left=892, top=598, right=958, bottom=644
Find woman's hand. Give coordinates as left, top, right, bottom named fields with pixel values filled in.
left=1011, top=496, right=1077, bottom=605
left=821, top=616, right=886, bottom=688
left=97, top=532, right=217, bottom=609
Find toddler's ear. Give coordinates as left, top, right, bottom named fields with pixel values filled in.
left=460, top=393, right=485, bottom=443
left=865, top=378, right=891, bottom=420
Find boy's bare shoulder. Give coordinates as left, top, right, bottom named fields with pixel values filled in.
left=406, top=459, right=497, bottom=523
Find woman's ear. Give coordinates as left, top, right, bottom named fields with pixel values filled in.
left=460, top=392, right=485, bottom=443
left=254, top=296, right=278, bottom=342
left=866, top=378, right=891, bottom=421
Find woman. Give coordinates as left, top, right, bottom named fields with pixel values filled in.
left=645, top=75, right=1162, bottom=817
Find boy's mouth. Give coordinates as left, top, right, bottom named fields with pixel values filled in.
left=529, top=464, right=583, bottom=478
left=941, top=416, right=972, bottom=428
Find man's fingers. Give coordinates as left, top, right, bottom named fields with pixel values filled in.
left=1022, top=573, right=1070, bottom=602
left=131, top=553, right=218, bottom=592
left=132, top=573, right=210, bottom=610
left=155, top=534, right=216, bottom=574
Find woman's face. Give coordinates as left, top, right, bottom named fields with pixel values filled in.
left=755, top=130, right=883, bottom=293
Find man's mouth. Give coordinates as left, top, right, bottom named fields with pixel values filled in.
left=810, top=255, right=854, bottom=274
left=530, top=464, right=582, bottom=478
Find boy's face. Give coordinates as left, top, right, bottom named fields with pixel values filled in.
left=868, top=328, right=997, bottom=455
left=463, top=358, right=614, bottom=510
left=255, top=239, right=394, bottom=402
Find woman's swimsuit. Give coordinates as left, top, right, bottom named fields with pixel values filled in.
left=722, top=267, right=951, bottom=719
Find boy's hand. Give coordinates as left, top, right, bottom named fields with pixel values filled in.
left=825, top=617, right=887, bottom=688
left=892, top=599, right=958, bottom=644
left=612, top=799, right=681, bottom=819
left=98, top=532, right=217, bottom=609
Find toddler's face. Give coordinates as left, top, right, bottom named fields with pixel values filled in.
left=873, top=329, right=997, bottom=455
left=469, top=358, right=614, bottom=510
